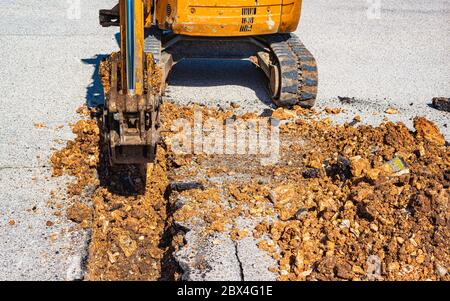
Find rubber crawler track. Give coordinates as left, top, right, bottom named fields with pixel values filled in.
left=266, top=33, right=319, bottom=108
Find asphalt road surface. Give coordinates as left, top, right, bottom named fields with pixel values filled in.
left=0, top=0, right=448, bottom=280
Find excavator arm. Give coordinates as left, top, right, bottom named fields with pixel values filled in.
left=101, top=0, right=161, bottom=165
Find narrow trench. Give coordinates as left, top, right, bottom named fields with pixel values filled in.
left=93, top=140, right=184, bottom=280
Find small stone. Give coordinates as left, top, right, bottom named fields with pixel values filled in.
left=295, top=208, right=308, bottom=220
left=396, top=237, right=405, bottom=244
left=46, top=221, right=54, bottom=227
left=230, top=102, right=240, bottom=109
left=340, top=219, right=351, bottom=229
left=307, top=158, right=323, bottom=169
left=326, top=241, right=335, bottom=252
left=325, top=107, right=342, bottom=114
left=350, top=156, right=370, bottom=178
left=107, top=251, right=120, bottom=264
left=435, top=262, right=448, bottom=277
left=67, top=202, right=92, bottom=224
left=388, top=262, right=400, bottom=272
left=8, top=219, right=15, bottom=226
left=272, top=108, right=297, bottom=120
left=417, top=143, right=426, bottom=157
left=118, top=233, right=138, bottom=257
left=366, top=168, right=381, bottom=181
left=299, top=269, right=313, bottom=277
left=402, top=265, right=414, bottom=274
left=34, top=122, right=46, bottom=129
left=352, top=265, right=365, bottom=275
left=349, top=227, right=360, bottom=237
left=269, top=184, right=296, bottom=206
left=268, top=266, right=278, bottom=273
left=431, top=97, right=450, bottom=112
left=336, top=261, right=353, bottom=279
left=344, top=201, right=354, bottom=209
left=230, top=229, right=248, bottom=241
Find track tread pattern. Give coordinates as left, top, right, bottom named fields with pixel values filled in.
left=266, top=33, right=319, bottom=108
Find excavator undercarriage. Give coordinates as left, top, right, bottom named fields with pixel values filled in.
left=99, top=0, right=318, bottom=165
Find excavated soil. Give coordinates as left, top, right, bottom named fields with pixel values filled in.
left=51, top=102, right=449, bottom=281
left=51, top=107, right=181, bottom=280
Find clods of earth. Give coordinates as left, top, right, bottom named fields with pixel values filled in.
left=50, top=101, right=449, bottom=281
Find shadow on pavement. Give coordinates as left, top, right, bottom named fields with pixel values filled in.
left=167, top=59, right=273, bottom=107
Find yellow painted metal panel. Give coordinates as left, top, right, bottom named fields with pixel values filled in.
left=119, top=0, right=145, bottom=95
left=155, top=0, right=302, bottom=36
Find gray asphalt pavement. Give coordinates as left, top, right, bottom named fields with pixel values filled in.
left=0, top=0, right=448, bottom=280
left=0, top=0, right=117, bottom=280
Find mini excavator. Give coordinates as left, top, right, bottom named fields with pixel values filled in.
left=99, top=0, right=318, bottom=164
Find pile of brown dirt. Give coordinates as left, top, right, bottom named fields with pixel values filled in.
left=250, top=115, right=449, bottom=280
left=50, top=118, right=99, bottom=196
left=50, top=96, right=448, bottom=281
